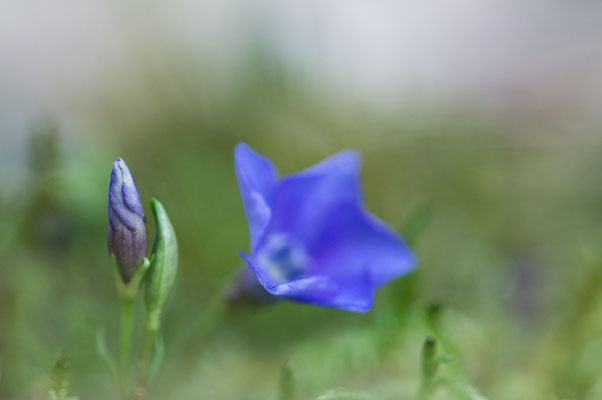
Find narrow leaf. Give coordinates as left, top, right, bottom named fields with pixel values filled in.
left=145, top=198, right=178, bottom=315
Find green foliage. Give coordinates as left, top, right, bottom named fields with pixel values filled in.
left=421, top=337, right=438, bottom=385
left=149, top=334, right=165, bottom=383
left=278, top=360, right=296, bottom=400
left=401, top=204, right=433, bottom=247
left=2, top=41, right=602, bottom=400
left=144, top=198, right=178, bottom=321
left=48, top=355, right=78, bottom=400
left=94, top=329, right=117, bottom=384
left=316, top=389, right=374, bottom=400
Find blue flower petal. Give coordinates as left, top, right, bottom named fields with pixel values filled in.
left=240, top=251, right=374, bottom=312
left=262, top=150, right=363, bottom=247
left=234, top=143, right=279, bottom=249
left=316, top=207, right=417, bottom=290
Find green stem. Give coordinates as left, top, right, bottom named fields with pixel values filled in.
left=119, top=299, right=134, bottom=399
left=134, top=311, right=160, bottom=400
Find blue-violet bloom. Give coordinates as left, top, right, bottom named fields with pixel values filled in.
left=235, top=143, right=416, bottom=312
left=108, top=158, right=147, bottom=284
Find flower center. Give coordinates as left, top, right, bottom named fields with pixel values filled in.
left=257, top=234, right=308, bottom=283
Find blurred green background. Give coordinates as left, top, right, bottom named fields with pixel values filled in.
left=1, top=1, right=602, bottom=399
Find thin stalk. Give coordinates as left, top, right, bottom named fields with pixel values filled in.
left=134, top=311, right=160, bottom=400
left=119, top=299, right=134, bottom=399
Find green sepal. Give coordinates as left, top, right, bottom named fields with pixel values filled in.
left=144, top=198, right=178, bottom=319
left=111, top=254, right=151, bottom=301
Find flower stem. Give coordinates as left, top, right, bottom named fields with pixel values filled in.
left=134, top=311, right=160, bottom=400
left=119, top=299, right=134, bottom=399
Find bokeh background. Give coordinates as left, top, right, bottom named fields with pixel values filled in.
left=2, top=1, right=602, bottom=399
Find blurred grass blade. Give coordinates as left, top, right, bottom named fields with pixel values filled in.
left=278, top=360, right=296, bottom=400
left=421, top=337, right=438, bottom=383
left=426, top=303, right=444, bottom=338
left=316, top=389, right=374, bottom=399
left=400, top=203, right=432, bottom=246
left=417, top=336, right=439, bottom=399
left=95, top=329, right=117, bottom=385
left=450, top=382, right=488, bottom=400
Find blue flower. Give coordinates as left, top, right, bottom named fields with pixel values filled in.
left=235, top=143, right=416, bottom=312
left=108, top=158, right=147, bottom=284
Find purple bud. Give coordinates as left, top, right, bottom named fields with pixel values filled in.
left=108, top=158, right=147, bottom=283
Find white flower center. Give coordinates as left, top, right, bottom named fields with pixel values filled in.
left=257, top=234, right=308, bottom=282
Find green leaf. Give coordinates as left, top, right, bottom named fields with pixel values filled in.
left=145, top=198, right=178, bottom=320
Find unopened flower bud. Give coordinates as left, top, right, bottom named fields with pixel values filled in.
left=108, top=158, right=147, bottom=283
